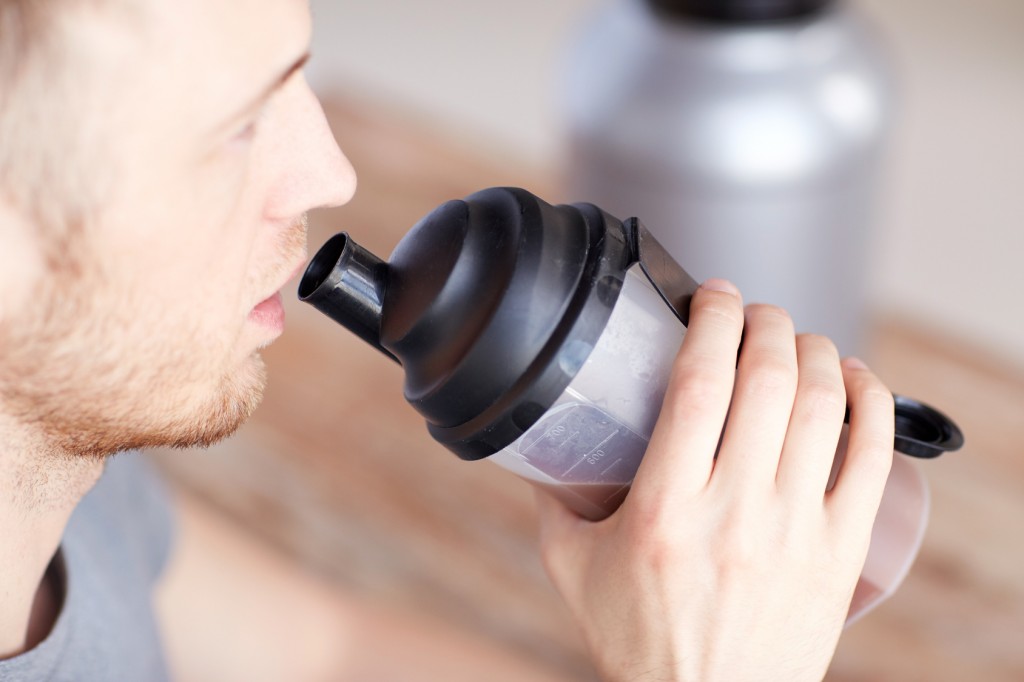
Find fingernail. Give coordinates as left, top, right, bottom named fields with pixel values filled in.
left=844, top=356, right=869, bottom=370
left=700, top=278, right=739, bottom=295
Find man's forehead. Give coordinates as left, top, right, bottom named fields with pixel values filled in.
left=100, top=0, right=312, bottom=126
left=143, top=0, right=311, bottom=71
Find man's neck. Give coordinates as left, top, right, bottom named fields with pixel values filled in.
left=0, top=415, right=103, bottom=659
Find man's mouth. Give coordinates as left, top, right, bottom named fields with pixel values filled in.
left=249, top=291, right=285, bottom=331
left=248, top=257, right=307, bottom=333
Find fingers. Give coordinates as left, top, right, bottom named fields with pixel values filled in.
left=775, top=335, right=847, bottom=502
left=631, top=279, right=743, bottom=501
left=711, top=305, right=798, bottom=490
left=827, top=359, right=894, bottom=527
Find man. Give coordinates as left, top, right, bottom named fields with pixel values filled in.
left=0, top=0, right=896, bottom=680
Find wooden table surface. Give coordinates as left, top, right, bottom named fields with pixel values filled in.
left=153, top=97, right=1024, bottom=681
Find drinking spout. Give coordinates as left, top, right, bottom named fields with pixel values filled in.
left=298, top=233, right=397, bottom=363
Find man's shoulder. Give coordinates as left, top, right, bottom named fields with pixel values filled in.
left=69, top=452, right=177, bottom=581
left=0, top=453, right=177, bottom=682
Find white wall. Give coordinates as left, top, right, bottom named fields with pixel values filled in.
left=307, top=0, right=1024, bottom=369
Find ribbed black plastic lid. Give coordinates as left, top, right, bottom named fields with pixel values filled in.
left=380, top=188, right=633, bottom=460
left=647, top=0, right=832, bottom=23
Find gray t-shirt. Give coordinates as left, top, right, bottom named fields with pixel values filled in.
left=0, top=454, right=175, bottom=681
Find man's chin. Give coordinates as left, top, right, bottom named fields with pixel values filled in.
left=142, top=357, right=268, bottom=452
left=56, top=357, right=268, bottom=458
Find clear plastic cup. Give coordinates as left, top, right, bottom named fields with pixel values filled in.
left=490, top=263, right=929, bottom=623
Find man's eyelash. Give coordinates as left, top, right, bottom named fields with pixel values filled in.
left=234, top=119, right=258, bottom=141
left=232, top=104, right=269, bottom=144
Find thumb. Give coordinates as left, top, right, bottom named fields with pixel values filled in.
left=534, top=488, right=588, bottom=585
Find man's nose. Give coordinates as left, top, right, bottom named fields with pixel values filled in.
left=263, top=75, right=356, bottom=219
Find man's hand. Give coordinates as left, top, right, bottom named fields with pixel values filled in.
left=536, top=279, right=895, bottom=682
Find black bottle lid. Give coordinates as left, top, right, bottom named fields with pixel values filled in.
left=386, top=188, right=635, bottom=459
left=301, top=188, right=637, bottom=460
left=647, top=0, right=833, bottom=23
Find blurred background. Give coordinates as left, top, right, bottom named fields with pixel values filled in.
left=306, top=0, right=1023, bottom=365
left=155, top=0, right=1023, bottom=680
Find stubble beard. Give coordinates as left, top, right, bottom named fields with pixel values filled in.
left=0, top=248, right=268, bottom=461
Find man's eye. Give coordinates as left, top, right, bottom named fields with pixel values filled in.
left=232, top=119, right=258, bottom=144
left=230, top=103, right=270, bottom=147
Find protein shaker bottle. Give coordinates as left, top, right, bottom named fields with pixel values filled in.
left=561, top=0, right=893, bottom=355
left=299, top=187, right=962, bottom=621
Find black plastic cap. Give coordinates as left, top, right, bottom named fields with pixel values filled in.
left=891, top=395, right=965, bottom=459
left=378, top=188, right=633, bottom=459
left=383, top=189, right=587, bottom=425
left=647, top=0, right=832, bottom=23
left=299, top=188, right=635, bottom=461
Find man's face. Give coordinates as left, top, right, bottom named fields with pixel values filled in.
left=0, top=0, right=355, bottom=456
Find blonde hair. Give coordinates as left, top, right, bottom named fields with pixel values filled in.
left=0, top=0, right=111, bottom=237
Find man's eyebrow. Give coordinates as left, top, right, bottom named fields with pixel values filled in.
left=262, top=52, right=311, bottom=102
left=219, top=52, right=311, bottom=130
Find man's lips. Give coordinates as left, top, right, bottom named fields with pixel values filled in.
left=248, top=260, right=307, bottom=332
left=249, top=291, right=285, bottom=331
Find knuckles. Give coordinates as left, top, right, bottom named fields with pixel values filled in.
left=856, top=385, right=895, bottom=414
left=691, top=290, right=746, bottom=331
left=623, top=492, right=778, bottom=580
left=736, top=304, right=799, bottom=399
left=738, top=356, right=798, bottom=400
left=793, top=334, right=846, bottom=419
left=797, top=333, right=840, bottom=361
left=745, top=303, right=794, bottom=328
left=621, top=498, right=691, bottom=575
left=797, top=377, right=847, bottom=421
left=663, top=363, right=731, bottom=421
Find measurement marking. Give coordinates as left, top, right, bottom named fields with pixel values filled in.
left=558, top=430, right=581, bottom=449
left=561, top=430, right=588, bottom=476
left=601, top=458, right=625, bottom=477
left=587, top=432, right=616, bottom=459
left=563, top=430, right=616, bottom=477
left=594, top=432, right=616, bottom=451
